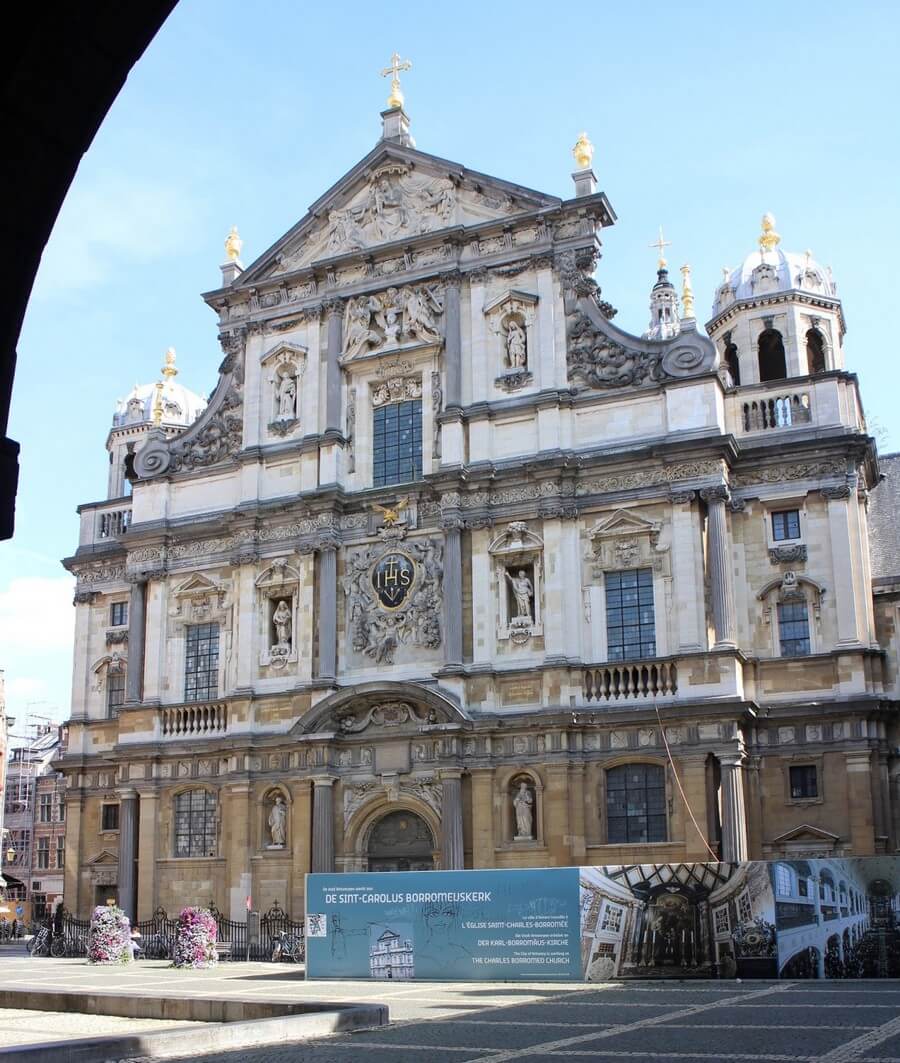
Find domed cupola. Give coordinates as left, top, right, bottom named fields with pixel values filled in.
left=105, top=349, right=207, bottom=498
left=706, top=214, right=846, bottom=388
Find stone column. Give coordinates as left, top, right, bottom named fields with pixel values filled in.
left=443, top=273, right=462, bottom=408
left=469, top=769, right=494, bottom=868
left=63, top=795, right=84, bottom=916
left=116, top=789, right=139, bottom=922
left=136, top=790, right=159, bottom=920
left=701, top=487, right=737, bottom=648
left=718, top=754, right=748, bottom=862
left=440, top=770, right=464, bottom=870
left=225, top=783, right=252, bottom=921
left=125, top=578, right=147, bottom=704
left=442, top=519, right=463, bottom=668
left=846, top=752, right=876, bottom=854
left=290, top=780, right=313, bottom=916
left=316, top=541, right=338, bottom=682
left=311, top=778, right=335, bottom=873
left=323, top=299, right=343, bottom=436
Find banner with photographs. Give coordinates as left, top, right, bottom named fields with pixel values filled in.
left=307, top=857, right=900, bottom=981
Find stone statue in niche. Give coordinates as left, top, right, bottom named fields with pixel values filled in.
left=267, top=795, right=287, bottom=848
left=276, top=372, right=297, bottom=419
left=513, top=781, right=534, bottom=840
left=505, top=568, right=534, bottom=622
left=272, top=600, right=292, bottom=650
left=505, top=319, right=527, bottom=369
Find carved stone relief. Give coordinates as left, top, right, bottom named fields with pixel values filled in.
left=343, top=283, right=444, bottom=361
left=587, top=509, right=670, bottom=577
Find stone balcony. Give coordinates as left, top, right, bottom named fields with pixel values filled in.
left=76, top=497, right=132, bottom=547
left=160, top=701, right=229, bottom=738
left=725, top=372, right=864, bottom=439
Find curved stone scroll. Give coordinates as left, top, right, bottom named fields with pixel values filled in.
left=134, top=330, right=246, bottom=479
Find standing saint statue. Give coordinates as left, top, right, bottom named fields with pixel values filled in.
left=276, top=373, right=296, bottom=419
left=506, top=320, right=527, bottom=368
left=505, top=568, right=534, bottom=621
left=272, top=599, right=292, bottom=649
left=268, top=795, right=287, bottom=847
left=513, top=781, right=534, bottom=839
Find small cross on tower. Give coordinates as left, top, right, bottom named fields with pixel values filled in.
left=650, top=226, right=672, bottom=270
left=381, top=52, right=412, bottom=109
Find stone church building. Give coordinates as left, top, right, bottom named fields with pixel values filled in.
left=59, top=84, right=898, bottom=922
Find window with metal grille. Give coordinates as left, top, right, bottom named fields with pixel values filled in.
left=600, top=904, right=623, bottom=932
left=605, top=569, right=656, bottom=661
left=778, top=600, right=810, bottom=657
left=184, top=623, right=219, bottom=702
left=110, top=601, right=128, bottom=626
left=101, top=804, right=120, bottom=832
left=38, top=794, right=52, bottom=823
left=771, top=509, right=801, bottom=541
left=606, top=764, right=666, bottom=844
left=372, top=399, right=422, bottom=487
left=106, top=670, right=126, bottom=716
left=173, top=789, right=217, bottom=858
left=56, top=837, right=65, bottom=868
left=36, top=837, right=49, bottom=869
left=790, top=764, right=818, bottom=799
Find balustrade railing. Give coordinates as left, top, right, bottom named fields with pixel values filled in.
left=161, top=702, right=228, bottom=737
left=742, top=392, right=811, bottom=432
left=583, top=659, right=678, bottom=702
left=97, top=507, right=132, bottom=539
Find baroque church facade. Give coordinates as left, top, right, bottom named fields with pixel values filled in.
left=59, top=86, right=898, bottom=922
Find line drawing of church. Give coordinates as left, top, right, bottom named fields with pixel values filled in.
left=369, top=925, right=415, bottom=979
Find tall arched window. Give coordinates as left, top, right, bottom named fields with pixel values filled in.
left=173, top=789, right=217, bottom=857
left=606, top=764, right=666, bottom=843
left=806, top=329, right=827, bottom=374
left=724, top=340, right=741, bottom=386
left=758, top=328, right=787, bottom=382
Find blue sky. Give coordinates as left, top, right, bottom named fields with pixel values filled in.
left=2, top=0, right=897, bottom=728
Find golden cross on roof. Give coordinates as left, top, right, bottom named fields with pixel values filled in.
left=381, top=52, right=412, bottom=109
left=650, top=226, right=672, bottom=269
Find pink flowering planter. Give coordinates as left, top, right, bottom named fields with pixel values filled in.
left=88, top=905, right=132, bottom=965
left=172, top=907, right=218, bottom=969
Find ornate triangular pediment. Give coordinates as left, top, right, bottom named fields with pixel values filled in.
left=174, top=573, right=219, bottom=595
left=87, top=849, right=119, bottom=866
left=772, top=824, right=839, bottom=844
left=589, top=508, right=661, bottom=541
left=238, top=143, right=559, bottom=282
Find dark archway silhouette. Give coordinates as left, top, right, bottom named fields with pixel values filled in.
left=806, top=328, right=827, bottom=373
left=0, top=3, right=177, bottom=539
left=758, top=328, right=787, bottom=382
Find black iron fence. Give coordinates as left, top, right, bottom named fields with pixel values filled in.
left=48, top=902, right=304, bottom=962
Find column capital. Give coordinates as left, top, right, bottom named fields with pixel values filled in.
left=668, top=489, right=696, bottom=506
left=820, top=484, right=852, bottom=500
left=312, top=775, right=336, bottom=788
left=700, top=484, right=730, bottom=504
left=321, top=296, right=344, bottom=318
left=439, top=768, right=463, bottom=782
left=115, top=787, right=138, bottom=800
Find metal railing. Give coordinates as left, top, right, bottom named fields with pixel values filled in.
left=583, top=659, right=678, bottom=702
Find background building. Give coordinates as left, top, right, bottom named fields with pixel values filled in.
left=57, top=92, right=895, bottom=921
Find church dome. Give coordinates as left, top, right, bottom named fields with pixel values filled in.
left=711, top=214, right=837, bottom=318
left=112, top=349, right=207, bottom=429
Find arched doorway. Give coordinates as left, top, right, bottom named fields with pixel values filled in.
left=367, top=810, right=435, bottom=872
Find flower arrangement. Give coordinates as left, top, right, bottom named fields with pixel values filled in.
left=172, top=907, right=218, bottom=969
left=88, top=904, right=132, bottom=964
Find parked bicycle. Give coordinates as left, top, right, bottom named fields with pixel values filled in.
left=26, top=927, right=51, bottom=957
left=271, top=929, right=304, bottom=963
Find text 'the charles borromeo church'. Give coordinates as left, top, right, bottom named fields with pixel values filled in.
left=59, top=63, right=898, bottom=922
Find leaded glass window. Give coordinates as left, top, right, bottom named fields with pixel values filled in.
left=173, top=789, right=217, bottom=858
left=606, top=764, right=667, bottom=844
left=106, top=669, right=126, bottom=716
left=373, top=399, right=422, bottom=487
left=605, top=569, right=656, bottom=661
left=184, top=623, right=219, bottom=702
left=778, top=601, right=810, bottom=657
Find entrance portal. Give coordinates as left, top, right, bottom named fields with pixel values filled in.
left=367, top=810, right=435, bottom=872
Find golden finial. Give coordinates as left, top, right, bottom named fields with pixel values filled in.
left=680, top=264, right=696, bottom=319
left=759, top=212, right=781, bottom=252
left=152, top=381, right=164, bottom=426
left=650, top=226, right=671, bottom=269
left=381, top=52, right=412, bottom=109
left=225, top=225, right=243, bottom=263
left=572, top=132, right=594, bottom=170
left=161, top=347, right=178, bottom=379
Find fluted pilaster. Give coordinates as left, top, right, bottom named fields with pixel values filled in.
left=441, top=770, right=464, bottom=870
left=311, top=778, right=335, bottom=873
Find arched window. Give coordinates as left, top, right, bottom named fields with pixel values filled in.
left=606, top=764, right=666, bottom=843
left=806, top=329, right=827, bottom=374
left=774, top=863, right=794, bottom=896
left=724, top=340, right=741, bottom=386
left=758, top=328, right=787, bottom=382
left=173, top=789, right=217, bottom=858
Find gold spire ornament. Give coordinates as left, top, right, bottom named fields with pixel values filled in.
left=152, top=381, right=164, bottom=426
left=680, top=264, right=696, bottom=319
left=650, top=226, right=671, bottom=269
left=759, top=212, right=781, bottom=252
left=572, top=132, right=594, bottom=170
left=381, top=52, right=412, bottom=109
left=161, top=347, right=178, bottom=379
left=225, top=225, right=243, bottom=263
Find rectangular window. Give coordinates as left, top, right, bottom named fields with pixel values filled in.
left=372, top=399, right=423, bottom=488
left=605, top=569, right=656, bottom=661
left=790, top=764, right=818, bottom=799
left=775, top=864, right=793, bottom=896
left=106, top=670, right=126, bottom=716
left=798, top=878, right=809, bottom=898
left=36, top=837, right=50, bottom=869
left=101, top=804, right=120, bottom=832
left=184, top=623, right=220, bottom=702
left=738, top=891, right=753, bottom=924
left=56, top=837, right=65, bottom=869
left=713, top=906, right=730, bottom=934
left=600, top=904, right=623, bottom=932
left=606, top=764, right=667, bottom=844
left=110, top=601, right=128, bottom=627
left=38, top=793, right=52, bottom=823
left=771, top=509, right=801, bottom=541
left=778, top=600, right=810, bottom=657
left=174, top=789, right=218, bottom=858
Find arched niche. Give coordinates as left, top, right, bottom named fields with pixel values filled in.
left=260, top=785, right=292, bottom=852
left=346, top=799, right=440, bottom=872
left=495, top=766, right=544, bottom=847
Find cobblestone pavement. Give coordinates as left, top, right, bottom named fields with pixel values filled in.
left=2, top=959, right=900, bottom=1061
